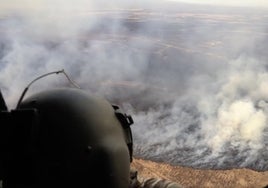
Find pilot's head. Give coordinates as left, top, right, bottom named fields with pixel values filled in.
left=1, top=88, right=133, bottom=188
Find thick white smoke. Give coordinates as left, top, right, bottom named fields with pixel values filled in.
left=1, top=0, right=268, bottom=170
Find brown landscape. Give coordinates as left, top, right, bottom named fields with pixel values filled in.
left=132, top=158, right=268, bottom=188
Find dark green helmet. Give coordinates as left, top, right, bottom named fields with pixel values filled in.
left=0, top=88, right=133, bottom=188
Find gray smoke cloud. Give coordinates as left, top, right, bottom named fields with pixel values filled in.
left=1, top=1, right=268, bottom=170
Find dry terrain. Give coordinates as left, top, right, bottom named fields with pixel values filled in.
left=132, top=158, right=268, bottom=188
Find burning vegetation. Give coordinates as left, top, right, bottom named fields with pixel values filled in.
left=1, top=2, right=268, bottom=187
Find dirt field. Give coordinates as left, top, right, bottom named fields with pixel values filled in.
left=131, top=158, right=268, bottom=188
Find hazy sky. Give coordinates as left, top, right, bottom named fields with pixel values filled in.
left=1, top=0, right=268, bottom=11
left=168, top=0, right=268, bottom=7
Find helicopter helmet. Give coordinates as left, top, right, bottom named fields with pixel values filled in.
left=0, top=88, right=133, bottom=188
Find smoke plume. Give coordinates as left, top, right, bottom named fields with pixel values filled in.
left=1, top=1, right=268, bottom=170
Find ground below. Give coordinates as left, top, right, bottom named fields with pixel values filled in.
left=131, top=158, right=268, bottom=188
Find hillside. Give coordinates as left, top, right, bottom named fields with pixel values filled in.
left=131, top=158, right=268, bottom=188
